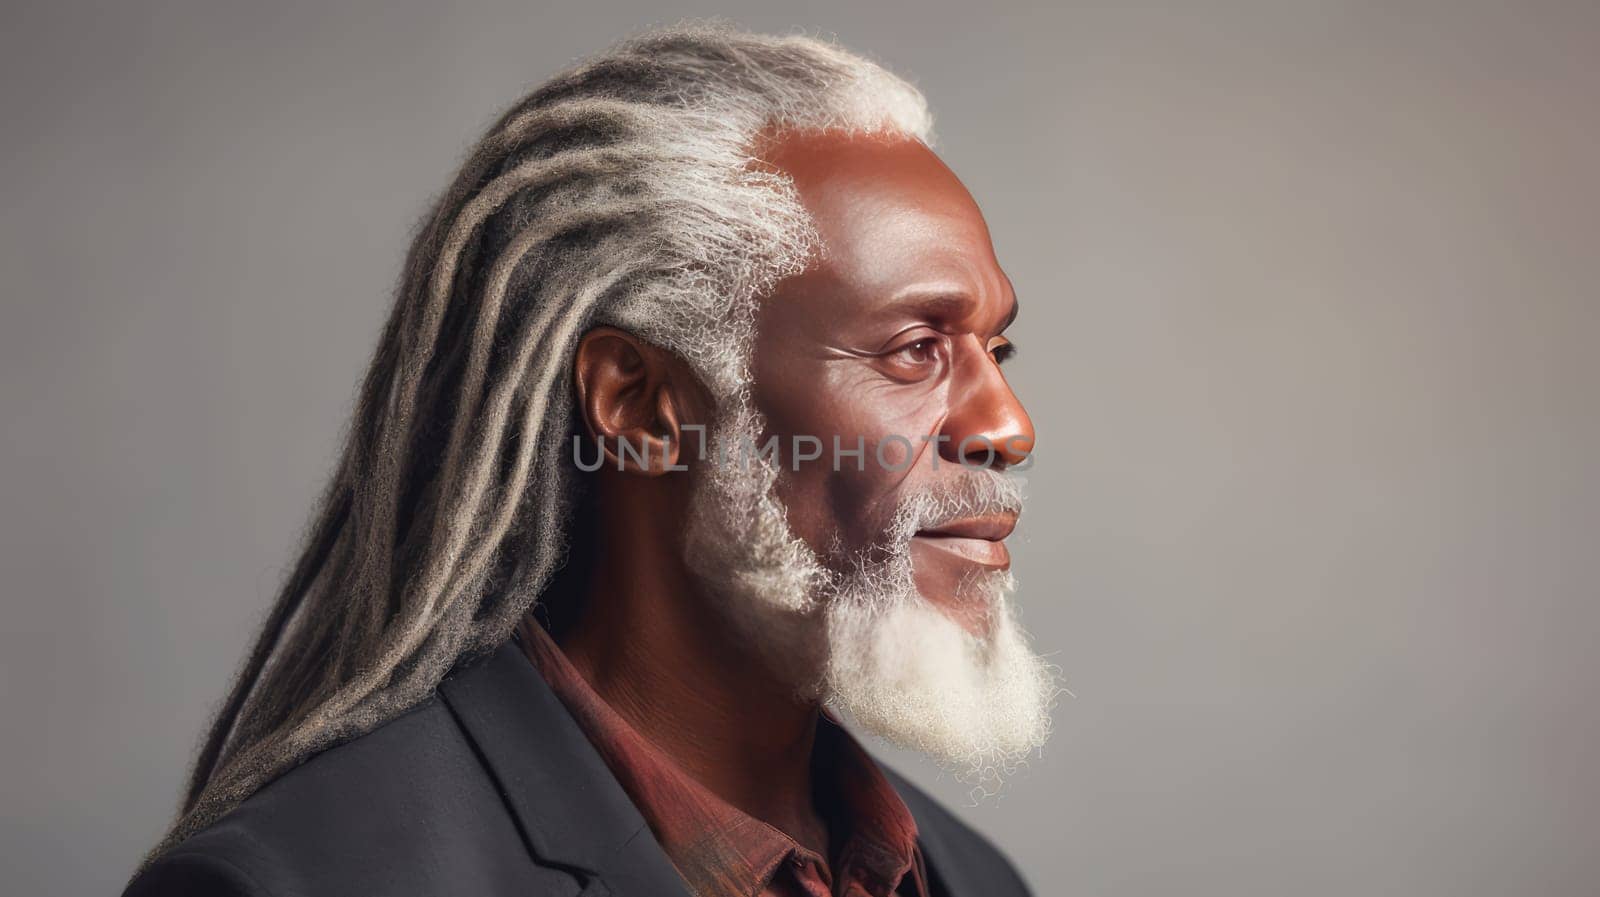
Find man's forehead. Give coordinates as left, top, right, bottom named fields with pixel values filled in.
left=759, top=130, right=1011, bottom=319
left=761, top=130, right=981, bottom=221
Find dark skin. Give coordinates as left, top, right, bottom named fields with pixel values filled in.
left=553, top=132, right=1034, bottom=865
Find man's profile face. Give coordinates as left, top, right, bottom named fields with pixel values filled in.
left=752, top=132, right=1034, bottom=637
left=679, top=131, right=1057, bottom=782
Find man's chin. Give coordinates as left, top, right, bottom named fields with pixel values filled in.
left=906, top=544, right=1013, bottom=639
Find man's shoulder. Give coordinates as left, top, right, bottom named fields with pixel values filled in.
left=880, top=765, right=1036, bottom=897
left=124, top=695, right=580, bottom=897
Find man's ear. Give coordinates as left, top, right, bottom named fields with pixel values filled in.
left=573, top=326, right=705, bottom=475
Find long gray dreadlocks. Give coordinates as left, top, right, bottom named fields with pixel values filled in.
left=147, top=23, right=931, bottom=866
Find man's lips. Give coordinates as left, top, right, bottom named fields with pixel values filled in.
left=912, top=512, right=1018, bottom=567
left=917, top=511, right=1018, bottom=541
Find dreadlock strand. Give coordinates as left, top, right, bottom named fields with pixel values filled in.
left=429, top=252, right=651, bottom=621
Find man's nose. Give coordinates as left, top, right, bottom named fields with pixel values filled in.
left=938, top=344, right=1035, bottom=469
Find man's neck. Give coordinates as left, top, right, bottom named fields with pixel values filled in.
left=554, top=527, right=831, bottom=856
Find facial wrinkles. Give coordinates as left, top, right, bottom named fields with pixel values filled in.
left=813, top=318, right=1023, bottom=557
left=786, top=296, right=1011, bottom=555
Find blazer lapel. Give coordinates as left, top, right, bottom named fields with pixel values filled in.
left=437, top=640, right=692, bottom=897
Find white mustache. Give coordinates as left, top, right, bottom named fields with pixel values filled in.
left=890, top=468, right=1027, bottom=543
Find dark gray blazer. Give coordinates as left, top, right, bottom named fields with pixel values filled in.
left=123, top=639, right=1035, bottom=897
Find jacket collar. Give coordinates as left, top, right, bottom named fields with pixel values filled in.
left=436, top=637, right=971, bottom=897
left=437, top=638, right=693, bottom=897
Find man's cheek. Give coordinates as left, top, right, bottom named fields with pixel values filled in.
left=771, top=469, right=842, bottom=552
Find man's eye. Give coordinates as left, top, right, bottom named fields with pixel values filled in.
left=991, top=341, right=1017, bottom=365
left=896, top=338, right=940, bottom=365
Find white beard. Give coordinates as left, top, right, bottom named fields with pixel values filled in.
left=682, top=397, right=1061, bottom=790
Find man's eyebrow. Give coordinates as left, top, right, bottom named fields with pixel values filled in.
left=883, top=290, right=1019, bottom=333
left=884, top=291, right=968, bottom=319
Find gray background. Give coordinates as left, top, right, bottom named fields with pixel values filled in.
left=3, top=2, right=1597, bottom=895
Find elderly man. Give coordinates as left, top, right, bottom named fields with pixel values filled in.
left=125, top=24, right=1059, bottom=897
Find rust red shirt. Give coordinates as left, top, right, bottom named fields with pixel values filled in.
left=515, top=619, right=930, bottom=897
